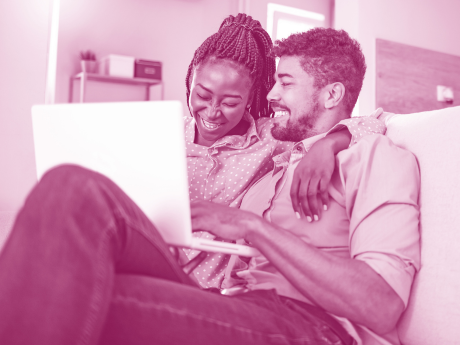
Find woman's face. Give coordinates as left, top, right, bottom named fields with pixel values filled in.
left=189, top=59, right=253, bottom=146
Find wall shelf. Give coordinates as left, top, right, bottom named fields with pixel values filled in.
left=69, top=72, right=164, bottom=103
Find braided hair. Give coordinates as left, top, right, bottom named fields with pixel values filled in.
left=185, top=13, right=276, bottom=119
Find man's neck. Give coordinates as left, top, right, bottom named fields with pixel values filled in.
left=310, top=108, right=350, bottom=138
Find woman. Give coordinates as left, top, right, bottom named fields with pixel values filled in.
left=182, top=13, right=385, bottom=288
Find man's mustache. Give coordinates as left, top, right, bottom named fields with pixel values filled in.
left=269, top=102, right=290, bottom=112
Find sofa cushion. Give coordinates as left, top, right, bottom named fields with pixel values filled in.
left=385, top=106, right=460, bottom=345
left=0, top=211, right=16, bottom=252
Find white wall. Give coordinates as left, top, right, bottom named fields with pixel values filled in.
left=335, top=0, right=460, bottom=116
left=0, top=0, right=52, bottom=212
left=55, top=0, right=239, bottom=112
left=0, top=0, right=240, bottom=212
left=2, top=0, right=460, bottom=213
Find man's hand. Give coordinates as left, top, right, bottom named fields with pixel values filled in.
left=191, top=201, right=405, bottom=334
left=190, top=200, right=261, bottom=241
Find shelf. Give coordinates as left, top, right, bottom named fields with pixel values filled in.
left=73, top=72, right=162, bottom=86
left=70, top=72, right=164, bottom=103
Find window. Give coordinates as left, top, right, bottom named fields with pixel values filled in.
left=267, top=3, right=325, bottom=41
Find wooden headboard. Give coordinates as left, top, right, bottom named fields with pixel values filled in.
left=376, top=39, right=460, bottom=114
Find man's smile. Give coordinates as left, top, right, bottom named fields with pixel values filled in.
left=270, top=102, right=291, bottom=118
left=274, top=110, right=289, bottom=118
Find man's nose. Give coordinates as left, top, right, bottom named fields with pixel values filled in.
left=267, top=83, right=280, bottom=102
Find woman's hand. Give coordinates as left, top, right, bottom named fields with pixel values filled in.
left=291, top=108, right=389, bottom=221
left=370, top=107, right=395, bottom=125
left=291, top=129, right=351, bottom=221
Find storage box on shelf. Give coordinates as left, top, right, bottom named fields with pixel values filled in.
left=98, top=54, right=135, bottom=78
left=135, top=59, right=162, bottom=81
left=70, top=55, right=163, bottom=103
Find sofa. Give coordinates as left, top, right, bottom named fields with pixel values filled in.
left=385, top=106, right=460, bottom=345
left=0, top=105, right=459, bottom=344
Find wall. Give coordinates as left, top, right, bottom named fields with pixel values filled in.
left=335, top=0, right=460, bottom=116
left=375, top=38, right=460, bottom=113
left=0, top=0, right=240, bottom=212
left=3, top=0, right=460, bottom=213
left=0, top=0, right=52, bottom=212
left=55, top=0, right=333, bottom=107
left=55, top=0, right=239, bottom=112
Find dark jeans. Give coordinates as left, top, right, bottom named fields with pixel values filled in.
left=0, top=165, right=349, bottom=345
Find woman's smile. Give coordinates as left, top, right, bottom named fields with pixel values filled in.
left=200, top=116, right=224, bottom=130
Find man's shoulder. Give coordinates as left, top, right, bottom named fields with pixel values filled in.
left=344, top=133, right=416, bottom=160
left=337, top=134, right=419, bottom=178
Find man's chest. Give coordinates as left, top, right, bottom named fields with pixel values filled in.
left=242, top=160, right=352, bottom=257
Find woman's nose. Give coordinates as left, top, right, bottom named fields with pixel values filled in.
left=207, top=103, right=221, bottom=120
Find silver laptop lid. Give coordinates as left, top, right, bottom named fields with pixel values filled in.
left=31, top=101, right=192, bottom=247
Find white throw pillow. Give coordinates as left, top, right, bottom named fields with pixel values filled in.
left=386, top=106, right=460, bottom=345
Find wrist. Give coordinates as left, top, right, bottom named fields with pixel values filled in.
left=322, top=128, right=351, bottom=154
left=244, top=216, right=268, bottom=244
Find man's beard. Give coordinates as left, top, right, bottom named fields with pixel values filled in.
left=271, top=99, right=323, bottom=142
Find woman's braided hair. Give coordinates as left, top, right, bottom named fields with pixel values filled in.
left=185, top=13, right=276, bottom=119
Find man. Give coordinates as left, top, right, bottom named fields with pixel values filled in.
left=0, top=28, right=419, bottom=345
left=192, top=28, right=420, bottom=344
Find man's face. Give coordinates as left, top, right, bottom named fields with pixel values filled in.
left=267, top=55, right=324, bottom=142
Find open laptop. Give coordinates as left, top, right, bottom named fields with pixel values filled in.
left=31, top=101, right=259, bottom=257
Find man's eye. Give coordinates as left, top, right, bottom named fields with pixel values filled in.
left=281, top=82, right=291, bottom=87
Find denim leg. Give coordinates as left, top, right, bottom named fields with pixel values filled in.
left=99, top=275, right=344, bottom=345
left=0, top=165, right=193, bottom=345
left=0, top=165, right=346, bottom=345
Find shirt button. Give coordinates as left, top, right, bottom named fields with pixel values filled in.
left=296, top=146, right=302, bottom=151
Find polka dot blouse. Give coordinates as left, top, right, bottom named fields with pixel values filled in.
left=182, top=112, right=386, bottom=289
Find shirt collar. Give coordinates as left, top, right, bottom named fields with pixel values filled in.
left=272, top=132, right=328, bottom=167
left=296, top=132, right=328, bottom=152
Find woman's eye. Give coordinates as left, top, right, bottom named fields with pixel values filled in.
left=197, top=93, right=210, bottom=101
left=223, top=103, right=238, bottom=108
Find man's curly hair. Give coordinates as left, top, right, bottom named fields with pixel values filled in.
left=271, top=28, right=366, bottom=114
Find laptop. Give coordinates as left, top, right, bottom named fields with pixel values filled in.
left=31, top=101, right=259, bottom=257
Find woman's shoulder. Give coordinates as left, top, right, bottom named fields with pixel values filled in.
left=254, top=117, right=276, bottom=140
left=183, top=116, right=194, bottom=125
left=255, top=116, right=275, bottom=126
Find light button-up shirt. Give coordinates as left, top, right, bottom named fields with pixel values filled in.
left=237, top=134, right=421, bottom=345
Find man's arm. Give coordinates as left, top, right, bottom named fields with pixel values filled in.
left=191, top=135, right=420, bottom=335
left=191, top=202, right=404, bottom=335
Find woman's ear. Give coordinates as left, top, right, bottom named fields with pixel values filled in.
left=247, top=88, right=255, bottom=108
left=323, top=82, right=346, bottom=110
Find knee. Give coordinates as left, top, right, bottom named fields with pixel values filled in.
left=39, top=164, right=101, bottom=194
left=42, top=164, right=94, bottom=182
